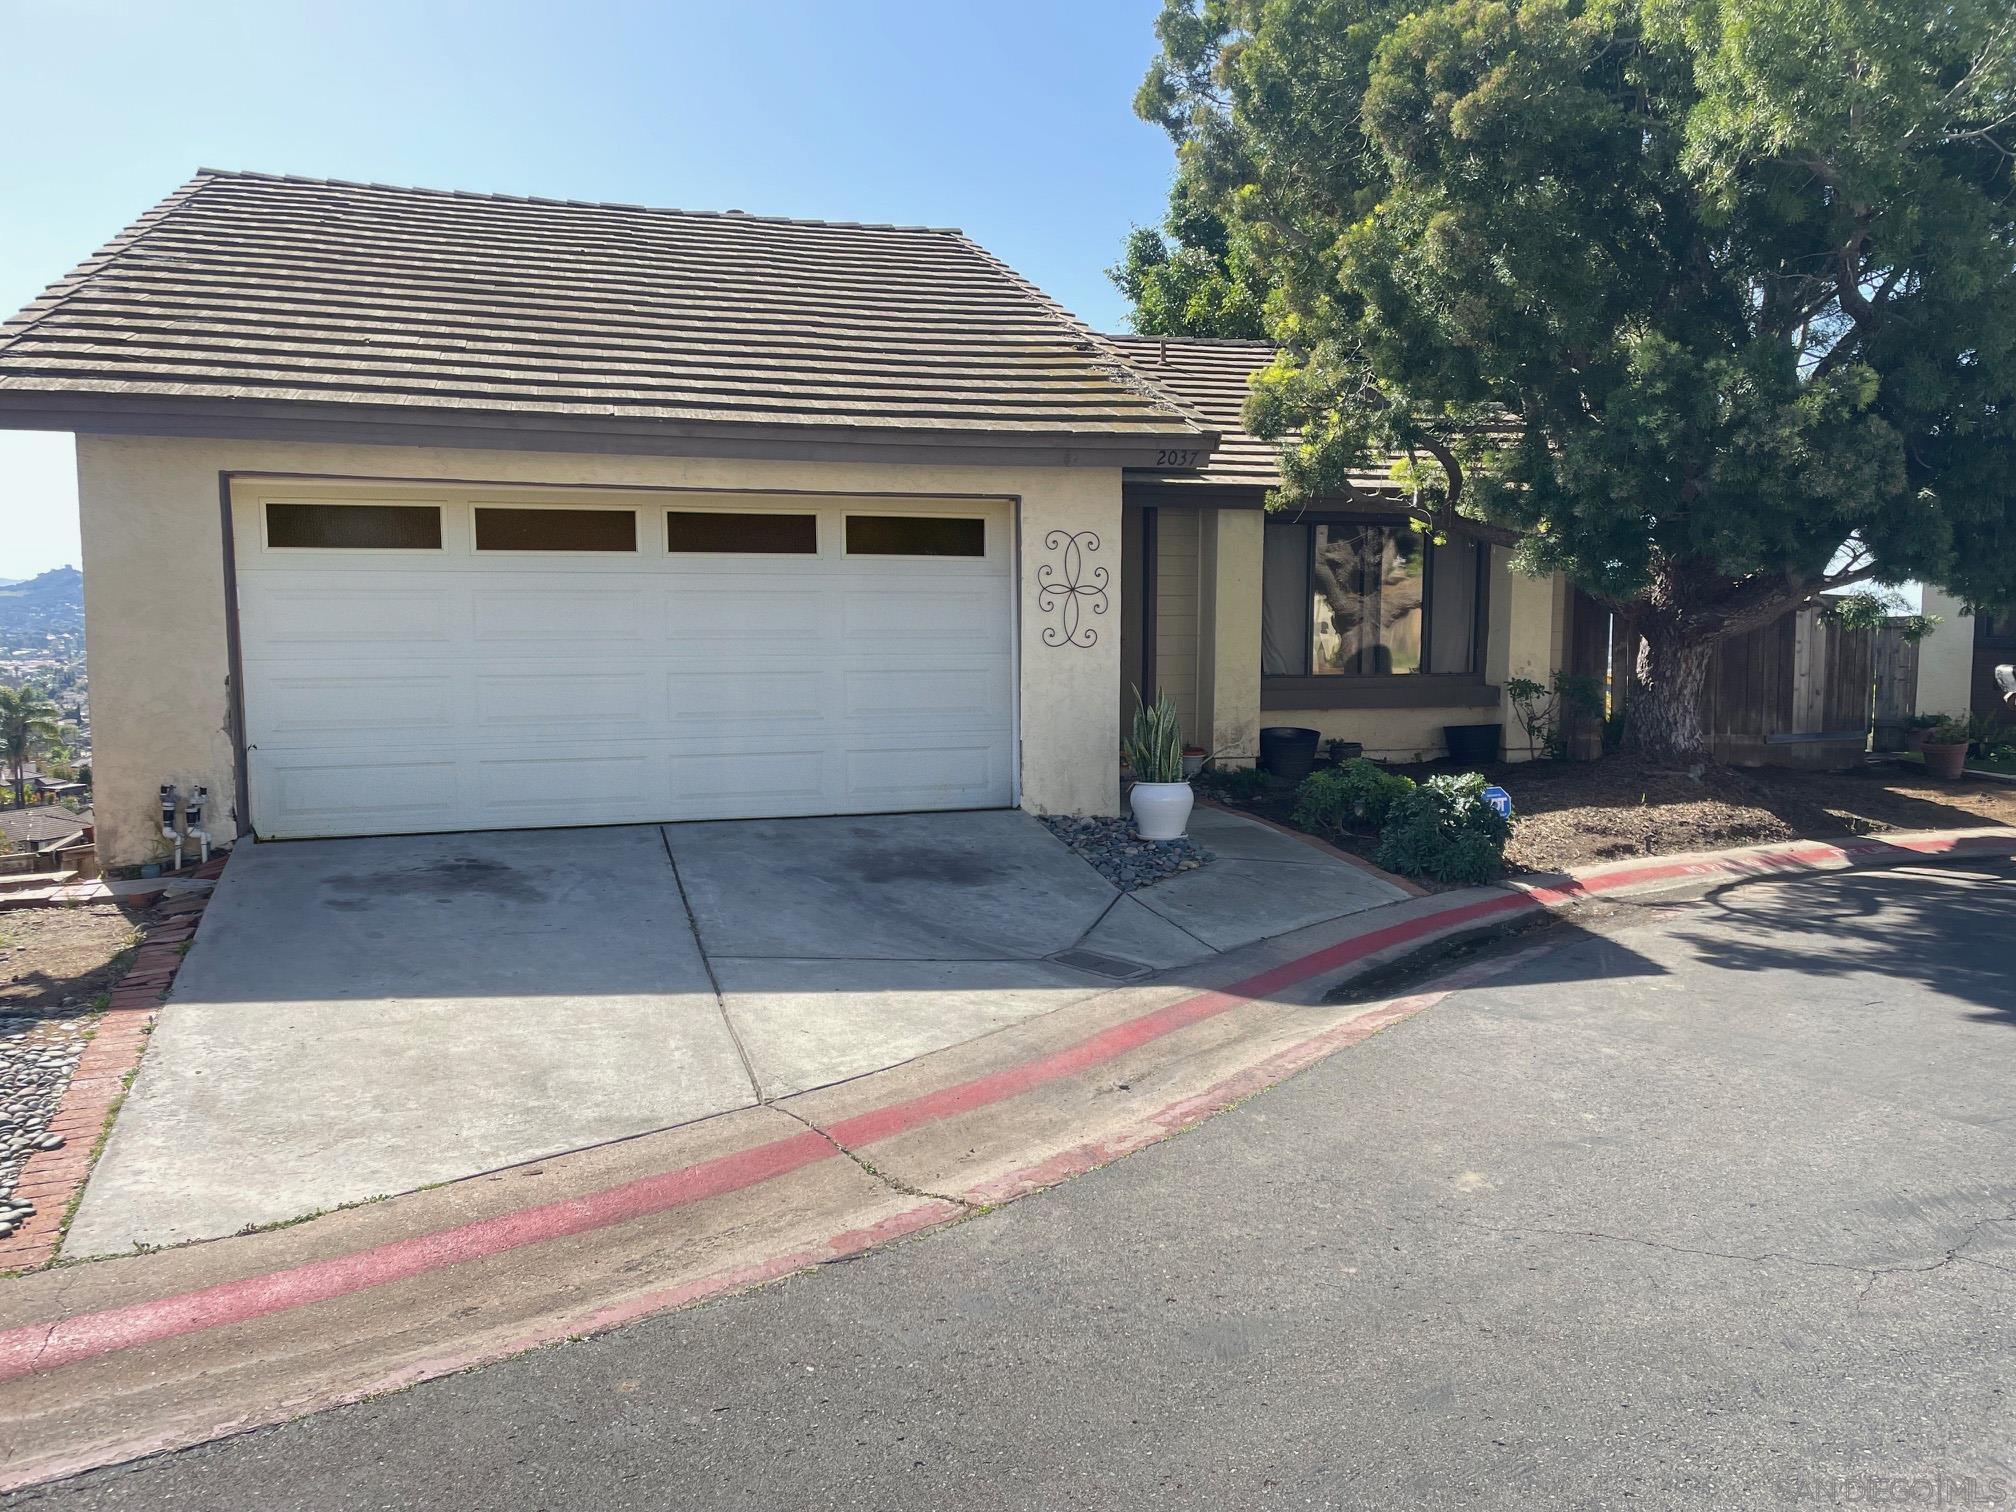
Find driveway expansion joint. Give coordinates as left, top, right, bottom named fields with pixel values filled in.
left=658, top=825, right=762, bottom=1106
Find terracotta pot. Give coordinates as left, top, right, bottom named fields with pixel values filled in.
left=1905, top=727, right=1933, bottom=753
left=1921, top=740, right=1969, bottom=780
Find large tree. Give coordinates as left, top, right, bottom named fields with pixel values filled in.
left=0, top=685, right=62, bottom=809
left=1135, top=0, right=2016, bottom=759
left=1108, top=183, right=1270, bottom=338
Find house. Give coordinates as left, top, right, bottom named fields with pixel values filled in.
left=0, top=170, right=1566, bottom=867
left=0, top=804, right=88, bottom=857
left=1106, top=337, right=1569, bottom=764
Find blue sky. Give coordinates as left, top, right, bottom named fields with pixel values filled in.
left=0, top=0, right=1178, bottom=579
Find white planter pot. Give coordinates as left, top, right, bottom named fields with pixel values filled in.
left=1129, top=780, right=1194, bottom=841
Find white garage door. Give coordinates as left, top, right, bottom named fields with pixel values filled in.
left=233, top=487, right=1017, bottom=839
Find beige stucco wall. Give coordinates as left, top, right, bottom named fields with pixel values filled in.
left=1914, top=584, right=1976, bottom=720
left=1486, top=556, right=1570, bottom=761
left=77, top=433, right=1124, bottom=866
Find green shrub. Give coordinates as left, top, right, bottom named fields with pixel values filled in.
left=1291, top=758, right=1415, bottom=835
left=1124, top=687, right=1185, bottom=783
left=1925, top=716, right=1971, bottom=745
left=1375, top=773, right=1512, bottom=884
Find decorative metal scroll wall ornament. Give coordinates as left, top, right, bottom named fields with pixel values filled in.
left=1037, top=529, right=1109, bottom=648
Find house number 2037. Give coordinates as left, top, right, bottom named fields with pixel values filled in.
left=1155, top=448, right=1202, bottom=468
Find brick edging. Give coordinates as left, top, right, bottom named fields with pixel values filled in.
left=0, top=887, right=216, bottom=1273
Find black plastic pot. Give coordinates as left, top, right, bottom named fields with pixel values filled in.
left=1444, top=722, right=1503, bottom=765
left=1258, top=726, right=1321, bottom=782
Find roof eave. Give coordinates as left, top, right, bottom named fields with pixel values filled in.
left=0, top=391, right=1220, bottom=472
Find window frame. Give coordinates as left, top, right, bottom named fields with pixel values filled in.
left=1259, top=512, right=1495, bottom=709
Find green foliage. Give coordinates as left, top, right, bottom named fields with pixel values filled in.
left=1125, top=688, right=1187, bottom=784
left=1924, top=717, right=1972, bottom=746
left=1376, top=773, right=1513, bottom=884
left=1291, top=758, right=1415, bottom=835
left=0, top=684, right=62, bottom=808
left=1136, top=0, right=2016, bottom=755
left=1108, top=186, right=1268, bottom=340
left=1825, top=589, right=1938, bottom=641
left=1506, top=671, right=1604, bottom=759
left=1964, top=711, right=2010, bottom=751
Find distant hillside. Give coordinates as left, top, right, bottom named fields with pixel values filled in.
left=0, top=566, right=82, bottom=644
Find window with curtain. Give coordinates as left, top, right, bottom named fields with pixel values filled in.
left=1262, top=520, right=1485, bottom=677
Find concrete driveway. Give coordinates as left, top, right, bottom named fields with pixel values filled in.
left=66, top=807, right=1404, bottom=1255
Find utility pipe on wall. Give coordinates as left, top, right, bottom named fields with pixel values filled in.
left=185, top=785, right=210, bottom=866
left=159, top=783, right=182, bottom=872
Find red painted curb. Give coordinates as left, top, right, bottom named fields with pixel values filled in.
left=0, top=1130, right=835, bottom=1383
left=2, top=826, right=2009, bottom=1385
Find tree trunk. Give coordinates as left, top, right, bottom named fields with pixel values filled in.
left=1624, top=627, right=1716, bottom=763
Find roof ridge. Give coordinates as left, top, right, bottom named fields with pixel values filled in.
left=191, top=168, right=965, bottom=235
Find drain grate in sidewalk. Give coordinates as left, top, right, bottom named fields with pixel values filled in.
left=1048, top=948, right=1152, bottom=980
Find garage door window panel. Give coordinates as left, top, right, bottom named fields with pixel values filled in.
left=844, top=515, right=986, bottom=558
left=266, top=502, right=443, bottom=551
left=666, top=511, right=818, bottom=555
left=474, top=507, right=638, bottom=553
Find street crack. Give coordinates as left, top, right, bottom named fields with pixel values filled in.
left=1440, top=1198, right=2016, bottom=1302
left=772, top=1104, right=982, bottom=1215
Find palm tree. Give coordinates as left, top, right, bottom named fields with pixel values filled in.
left=0, top=686, right=63, bottom=809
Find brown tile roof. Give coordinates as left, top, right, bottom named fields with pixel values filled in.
left=1105, top=335, right=1403, bottom=495
left=0, top=171, right=1210, bottom=453
left=0, top=807, right=87, bottom=848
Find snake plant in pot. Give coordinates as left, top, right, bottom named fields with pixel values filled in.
left=1125, top=688, right=1193, bottom=840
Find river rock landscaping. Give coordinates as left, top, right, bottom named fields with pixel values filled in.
left=1041, top=815, right=1212, bottom=891
left=0, top=905, right=148, bottom=1240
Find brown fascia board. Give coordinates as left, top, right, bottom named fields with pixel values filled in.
left=1123, top=478, right=1415, bottom=509
left=0, top=391, right=1221, bottom=471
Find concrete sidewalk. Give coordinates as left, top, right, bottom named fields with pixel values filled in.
left=64, top=807, right=1406, bottom=1255
left=3, top=826, right=2011, bottom=1492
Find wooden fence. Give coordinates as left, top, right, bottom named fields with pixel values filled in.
left=1698, top=607, right=1870, bottom=766
left=1870, top=620, right=1922, bottom=750
left=1568, top=593, right=1879, bottom=767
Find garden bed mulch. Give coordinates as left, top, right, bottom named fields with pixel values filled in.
left=1205, top=755, right=2016, bottom=884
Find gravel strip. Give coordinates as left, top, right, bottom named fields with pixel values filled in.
left=1041, top=815, right=1212, bottom=891
left=0, top=1011, right=86, bottom=1238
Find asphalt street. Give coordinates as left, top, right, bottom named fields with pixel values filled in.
left=17, top=857, right=2016, bottom=1511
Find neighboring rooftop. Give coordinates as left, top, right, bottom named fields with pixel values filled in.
left=0, top=170, right=1210, bottom=454
left=1105, top=334, right=1402, bottom=495
left=0, top=807, right=88, bottom=848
